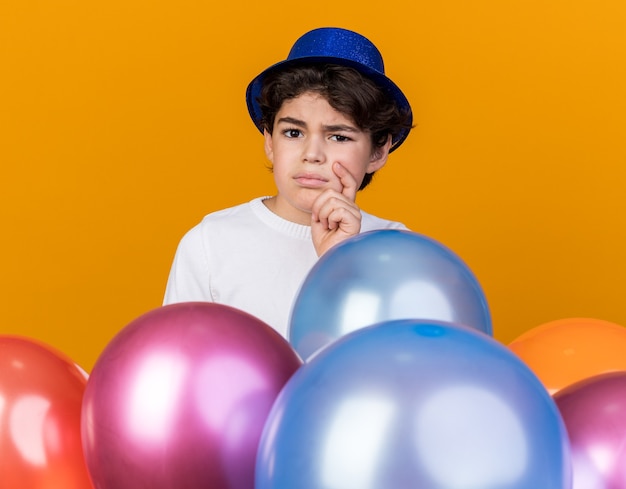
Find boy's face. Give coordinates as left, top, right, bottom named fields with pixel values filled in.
left=264, top=91, right=390, bottom=225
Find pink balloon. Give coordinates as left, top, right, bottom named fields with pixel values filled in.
left=554, top=371, right=626, bottom=489
left=81, top=302, right=302, bottom=489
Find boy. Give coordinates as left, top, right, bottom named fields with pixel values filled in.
left=163, top=27, right=413, bottom=338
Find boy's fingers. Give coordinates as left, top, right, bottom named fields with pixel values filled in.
left=333, top=162, right=358, bottom=201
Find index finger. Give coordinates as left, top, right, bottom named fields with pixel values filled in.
left=333, top=162, right=358, bottom=201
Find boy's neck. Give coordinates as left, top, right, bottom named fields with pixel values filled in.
left=262, top=196, right=311, bottom=226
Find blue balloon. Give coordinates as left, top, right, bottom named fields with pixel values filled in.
left=257, top=320, right=572, bottom=489
left=289, top=230, right=492, bottom=359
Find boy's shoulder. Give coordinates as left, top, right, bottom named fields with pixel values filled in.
left=177, top=199, right=264, bottom=248
left=200, top=200, right=255, bottom=222
left=195, top=202, right=407, bottom=232
left=361, top=210, right=408, bottom=232
left=192, top=198, right=266, bottom=232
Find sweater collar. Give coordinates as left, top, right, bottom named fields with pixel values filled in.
left=249, top=197, right=312, bottom=240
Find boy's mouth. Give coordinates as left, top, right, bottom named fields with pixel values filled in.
left=293, top=173, right=329, bottom=188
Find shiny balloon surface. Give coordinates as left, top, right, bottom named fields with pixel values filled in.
left=82, top=302, right=302, bottom=489
left=0, top=336, right=93, bottom=489
left=555, top=371, right=626, bottom=489
left=509, top=318, right=626, bottom=394
left=289, top=230, right=491, bottom=359
left=258, top=320, right=571, bottom=489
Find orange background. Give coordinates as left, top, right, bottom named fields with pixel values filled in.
left=1, top=0, right=625, bottom=371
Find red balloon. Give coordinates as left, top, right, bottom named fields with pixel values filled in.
left=0, top=336, right=93, bottom=489
left=554, top=371, right=626, bottom=488
left=82, top=302, right=302, bottom=489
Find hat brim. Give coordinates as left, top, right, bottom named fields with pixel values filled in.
left=246, top=56, right=412, bottom=152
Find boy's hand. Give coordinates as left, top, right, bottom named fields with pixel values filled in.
left=311, top=162, right=362, bottom=256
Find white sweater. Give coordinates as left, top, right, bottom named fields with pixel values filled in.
left=163, top=197, right=406, bottom=338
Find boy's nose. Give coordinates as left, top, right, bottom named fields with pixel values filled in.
left=302, top=136, right=326, bottom=164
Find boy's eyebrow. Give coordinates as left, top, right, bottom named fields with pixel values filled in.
left=276, top=117, right=306, bottom=127
left=276, top=117, right=360, bottom=133
left=323, top=124, right=360, bottom=133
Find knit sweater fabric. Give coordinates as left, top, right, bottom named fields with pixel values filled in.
left=163, top=197, right=407, bottom=338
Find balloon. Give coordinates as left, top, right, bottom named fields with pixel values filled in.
left=0, top=336, right=93, bottom=489
left=82, top=302, right=302, bottom=489
left=508, top=318, right=626, bottom=394
left=554, top=371, right=626, bottom=489
left=258, top=320, right=571, bottom=489
left=289, top=230, right=492, bottom=359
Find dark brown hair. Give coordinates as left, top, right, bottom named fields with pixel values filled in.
left=257, top=64, right=412, bottom=190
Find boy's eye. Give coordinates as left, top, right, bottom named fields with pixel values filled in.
left=283, top=129, right=302, bottom=138
left=330, top=134, right=351, bottom=142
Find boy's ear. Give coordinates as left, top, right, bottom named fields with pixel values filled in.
left=367, top=135, right=392, bottom=173
left=263, top=129, right=274, bottom=162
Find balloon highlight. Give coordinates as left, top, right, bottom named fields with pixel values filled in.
left=555, top=371, right=626, bottom=489
left=82, top=302, right=302, bottom=489
left=289, top=230, right=492, bottom=359
left=509, top=317, right=626, bottom=394
left=259, top=320, right=571, bottom=489
left=0, top=336, right=93, bottom=489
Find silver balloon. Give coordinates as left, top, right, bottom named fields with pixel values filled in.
left=257, top=320, right=572, bottom=489
left=289, top=230, right=492, bottom=359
